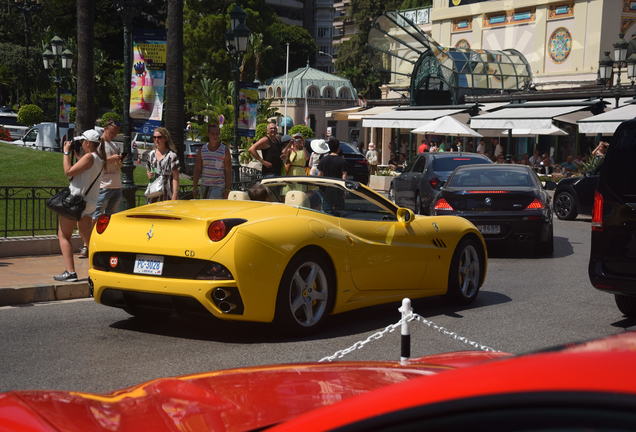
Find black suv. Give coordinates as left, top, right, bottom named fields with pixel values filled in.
left=588, top=119, right=636, bottom=317
left=390, top=152, right=492, bottom=214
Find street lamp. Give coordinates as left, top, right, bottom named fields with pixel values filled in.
left=226, top=4, right=251, bottom=187
left=627, top=54, right=636, bottom=86
left=115, top=0, right=143, bottom=209
left=13, top=0, right=43, bottom=102
left=598, top=34, right=634, bottom=107
left=42, top=35, right=72, bottom=150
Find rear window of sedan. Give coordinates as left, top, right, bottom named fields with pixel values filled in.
left=433, top=156, right=490, bottom=172
left=448, top=168, right=536, bottom=187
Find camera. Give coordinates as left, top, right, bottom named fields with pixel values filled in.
left=72, top=138, right=82, bottom=154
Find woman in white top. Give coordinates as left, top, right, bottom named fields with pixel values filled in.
left=54, top=129, right=103, bottom=282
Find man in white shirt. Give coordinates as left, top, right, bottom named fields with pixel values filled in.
left=94, top=120, right=123, bottom=219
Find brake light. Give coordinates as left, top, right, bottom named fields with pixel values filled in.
left=525, top=199, right=544, bottom=209
left=592, top=191, right=604, bottom=231
left=429, top=177, right=440, bottom=189
left=434, top=198, right=454, bottom=210
left=207, top=218, right=247, bottom=241
left=468, top=190, right=509, bottom=194
left=95, top=214, right=110, bottom=234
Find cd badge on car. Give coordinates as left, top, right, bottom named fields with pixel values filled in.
left=484, top=197, right=493, bottom=206
left=146, top=224, right=154, bottom=240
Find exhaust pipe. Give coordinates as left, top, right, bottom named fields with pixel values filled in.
left=213, top=287, right=230, bottom=301
left=218, top=301, right=236, bottom=313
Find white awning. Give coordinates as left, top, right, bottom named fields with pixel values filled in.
left=362, top=108, right=466, bottom=129
left=499, top=124, right=567, bottom=136
left=470, top=106, right=591, bottom=130
left=325, top=106, right=363, bottom=120
left=348, top=105, right=398, bottom=120
left=577, top=104, right=636, bottom=134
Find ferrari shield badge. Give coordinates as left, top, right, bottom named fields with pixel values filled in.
left=146, top=224, right=154, bottom=240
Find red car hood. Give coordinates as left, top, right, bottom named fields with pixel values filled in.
left=0, top=351, right=506, bottom=432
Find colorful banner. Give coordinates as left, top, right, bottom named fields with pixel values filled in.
left=237, top=82, right=258, bottom=137
left=130, top=29, right=166, bottom=134
left=58, top=91, right=72, bottom=126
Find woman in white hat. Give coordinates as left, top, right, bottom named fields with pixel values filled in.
left=54, top=130, right=104, bottom=282
left=308, top=139, right=330, bottom=176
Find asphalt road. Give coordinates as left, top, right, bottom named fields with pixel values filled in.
left=1, top=216, right=634, bottom=394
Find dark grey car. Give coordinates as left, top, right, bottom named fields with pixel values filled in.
left=390, top=152, right=492, bottom=214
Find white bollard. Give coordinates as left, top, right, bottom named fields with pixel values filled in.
left=398, top=298, right=412, bottom=364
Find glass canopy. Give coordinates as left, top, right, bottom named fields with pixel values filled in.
left=368, top=11, right=532, bottom=105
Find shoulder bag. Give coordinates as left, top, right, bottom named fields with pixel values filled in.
left=47, top=164, right=103, bottom=221
left=145, top=152, right=167, bottom=199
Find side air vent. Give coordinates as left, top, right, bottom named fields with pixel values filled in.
left=432, top=238, right=447, bottom=248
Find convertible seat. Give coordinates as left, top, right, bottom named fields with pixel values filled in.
left=284, top=190, right=310, bottom=208
left=228, top=191, right=250, bottom=200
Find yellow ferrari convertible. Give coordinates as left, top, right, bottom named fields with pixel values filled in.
left=89, top=177, right=487, bottom=333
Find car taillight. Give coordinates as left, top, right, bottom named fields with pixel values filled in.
left=592, top=190, right=604, bottom=231
left=525, top=199, right=544, bottom=209
left=207, top=219, right=247, bottom=241
left=95, top=214, right=110, bottom=234
left=429, top=177, right=440, bottom=189
left=434, top=198, right=454, bottom=210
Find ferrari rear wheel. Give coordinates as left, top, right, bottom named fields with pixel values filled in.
left=446, top=237, right=482, bottom=305
left=276, top=251, right=334, bottom=334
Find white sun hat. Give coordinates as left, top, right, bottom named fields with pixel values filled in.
left=310, top=139, right=329, bottom=154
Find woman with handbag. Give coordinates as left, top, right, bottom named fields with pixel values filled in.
left=53, top=129, right=103, bottom=282
left=146, top=127, right=180, bottom=202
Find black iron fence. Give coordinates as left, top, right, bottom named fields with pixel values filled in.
left=0, top=166, right=261, bottom=238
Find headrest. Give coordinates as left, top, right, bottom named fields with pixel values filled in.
left=284, top=190, right=310, bottom=208
left=227, top=191, right=250, bottom=200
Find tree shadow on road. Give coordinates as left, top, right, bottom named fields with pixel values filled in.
left=109, top=290, right=511, bottom=344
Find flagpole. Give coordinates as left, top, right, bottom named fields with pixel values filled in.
left=283, top=42, right=289, bottom=135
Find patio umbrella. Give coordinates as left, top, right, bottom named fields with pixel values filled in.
left=410, top=115, right=483, bottom=137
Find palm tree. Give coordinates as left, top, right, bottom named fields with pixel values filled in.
left=75, top=0, right=95, bottom=134
left=165, top=0, right=185, bottom=167
left=240, top=33, right=271, bottom=83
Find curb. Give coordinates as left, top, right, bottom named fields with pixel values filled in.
left=0, top=235, right=83, bottom=258
left=0, top=282, right=90, bottom=306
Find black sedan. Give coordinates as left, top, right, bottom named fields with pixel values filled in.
left=553, top=173, right=599, bottom=220
left=432, top=164, right=556, bottom=256
left=390, top=152, right=492, bottom=215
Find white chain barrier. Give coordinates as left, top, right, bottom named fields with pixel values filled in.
left=318, top=298, right=499, bottom=363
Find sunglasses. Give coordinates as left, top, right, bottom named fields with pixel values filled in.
left=152, top=135, right=164, bottom=140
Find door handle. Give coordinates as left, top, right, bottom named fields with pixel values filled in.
left=345, top=235, right=354, bottom=245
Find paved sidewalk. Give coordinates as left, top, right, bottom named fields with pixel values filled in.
left=0, top=253, right=90, bottom=306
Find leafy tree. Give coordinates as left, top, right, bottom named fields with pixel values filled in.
left=98, top=112, right=122, bottom=126
left=17, top=104, right=44, bottom=126
left=289, top=125, right=313, bottom=139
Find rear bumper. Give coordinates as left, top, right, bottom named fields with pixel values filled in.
left=89, top=268, right=273, bottom=322
left=588, top=258, right=636, bottom=296
left=452, top=213, right=550, bottom=244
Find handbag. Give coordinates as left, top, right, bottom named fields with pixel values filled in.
left=145, top=175, right=164, bottom=199
left=46, top=165, right=103, bottom=221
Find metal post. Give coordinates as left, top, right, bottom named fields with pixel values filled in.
left=120, top=5, right=136, bottom=209
left=232, top=66, right=241, bottom=188
left=54, top=80, right=60, bottom=150
left=399, top=298, right=412, bottom=364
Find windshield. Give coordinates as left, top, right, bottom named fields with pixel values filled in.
left=433, top=156, right=489, bottom=172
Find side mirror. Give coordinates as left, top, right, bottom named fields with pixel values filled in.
left=397, top=207, right=415, bottom=224
left=543, top=180, right=557, bottom=190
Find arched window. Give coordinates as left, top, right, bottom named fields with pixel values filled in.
left=306, top=86, right=319, bottom=98
left=266, top=87, right=274, bottom=98
left=338, top=87, right=351, bottom=99
left=276, top=86, right=282, bottom=98
left=322, top=86, right=335, bottom=98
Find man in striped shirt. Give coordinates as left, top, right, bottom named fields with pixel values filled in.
left=192, top=119, right=232, bottom=199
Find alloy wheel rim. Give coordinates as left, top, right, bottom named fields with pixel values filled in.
left=288, top=261, right=328, bottom=327
left=555, top=193, right=572, bottom=217
left=458, top=245, right=480, bottom=298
